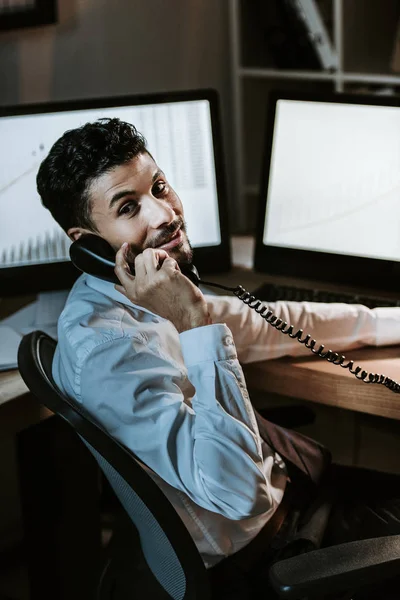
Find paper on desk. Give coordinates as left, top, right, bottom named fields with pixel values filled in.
left=0, top=326, right=22, bottom=371
left=1, top=289, right=68, bottom=340
left=1, top=302, right=37, bottom=335
left=35, top=290, right=69, bottom=326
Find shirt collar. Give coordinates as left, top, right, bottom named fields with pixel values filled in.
left=85, top=274, right=161, bottom=319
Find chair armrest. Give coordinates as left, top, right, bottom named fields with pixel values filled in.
left=269, top=534, right=400, bottom=599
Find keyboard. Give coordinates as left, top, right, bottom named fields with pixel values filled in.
left=251, top=282, right=400, bottom=310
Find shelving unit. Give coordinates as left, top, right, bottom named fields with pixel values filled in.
left=229, top=0, right=400, bottom=232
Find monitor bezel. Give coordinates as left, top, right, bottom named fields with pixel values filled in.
left=0, top=89, right=231, bottom=296
left=254, top=89, right=400, bottom=293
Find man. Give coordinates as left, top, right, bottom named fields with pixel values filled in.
left=37, top=118, right=400, bottom=598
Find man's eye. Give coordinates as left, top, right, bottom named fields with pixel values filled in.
left=152, top=181, right=167, bottom=196
left=118, top=201, right=137, bottom=216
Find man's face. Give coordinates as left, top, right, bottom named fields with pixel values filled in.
left=70, top=152, right=193, bottom=265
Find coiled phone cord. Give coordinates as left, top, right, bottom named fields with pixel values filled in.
left=200, top=279, right=400, bottom=394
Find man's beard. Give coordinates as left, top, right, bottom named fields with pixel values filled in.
left=125, top=217, right=194, bottom=267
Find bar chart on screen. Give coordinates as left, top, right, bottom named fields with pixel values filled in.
left=1, top=230, right=70, bottom=268
left=0, top=139, right=70, bottom=268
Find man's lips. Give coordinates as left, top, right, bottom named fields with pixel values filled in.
left=157, top=229, right=183, bottom=250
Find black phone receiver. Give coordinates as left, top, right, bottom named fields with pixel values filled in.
left=69, top=234, right=201, bottom=287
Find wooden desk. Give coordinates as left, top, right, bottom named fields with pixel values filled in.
left=243, top=346, right=400, bottom=421
left=0, top=370, right=51, bottom=437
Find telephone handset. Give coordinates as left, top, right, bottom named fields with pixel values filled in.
left=70, top=234, right=400, bottom=394
left=69, top=234, right=201, bottom=287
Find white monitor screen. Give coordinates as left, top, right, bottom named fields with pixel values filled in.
left=0, top=98, right=221, bottom=269
left=263, top=99, right=400, bottom=263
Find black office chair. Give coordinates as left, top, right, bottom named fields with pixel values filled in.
left=17, top=331, right=400, bottom=600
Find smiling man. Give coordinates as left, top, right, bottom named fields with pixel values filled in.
left=64, top=143, right=208, bottom=332
left=37, top=118, right=400, bottom=598
left=73, top=152, right=193, bottom=264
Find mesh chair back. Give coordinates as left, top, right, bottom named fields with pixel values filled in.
left=18, top=331, right=210, bottom=600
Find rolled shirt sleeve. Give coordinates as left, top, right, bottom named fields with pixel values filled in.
left=78, top=323, right=272, bottom=520
left=207, top=295, right=400, bottom=363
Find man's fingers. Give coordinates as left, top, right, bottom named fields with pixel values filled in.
left=133, top=253, right=146, bottom=279
left=144, top=248, right=172, bottom=272
left=153, top=248, right=170, bottom=264
left=141, top=247, right=160, bottom=274
left=141, top=248, right=178, bottom=275
left=160, top=256, right=180, bottom=272
left=114, top=242, right=135, bottom=285
left=114, top=245, right=180, bottom=289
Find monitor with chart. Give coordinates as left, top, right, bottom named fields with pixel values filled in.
left=0, top=89, right=230, bottom=296
left=254, top=90, right=400, bottom=294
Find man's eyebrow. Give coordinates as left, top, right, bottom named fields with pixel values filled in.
left=108, top=189, right=135, bottom=209
left=108, top=169, right=164, bottom=210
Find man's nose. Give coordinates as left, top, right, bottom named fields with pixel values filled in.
left=143, top=195, right=175, bottom=229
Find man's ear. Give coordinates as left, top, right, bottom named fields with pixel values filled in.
left=67, top=227, right=93, bottom=242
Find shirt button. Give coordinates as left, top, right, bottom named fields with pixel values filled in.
left=223, top=335, right=233, bottom=347
left=274, top=454, right=285, bottom=469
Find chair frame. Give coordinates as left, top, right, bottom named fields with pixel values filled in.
left=18, top=331, right=211, bottom=600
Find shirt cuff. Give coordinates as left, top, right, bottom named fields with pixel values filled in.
left=374, top=307, right=400, bottom=347
left=180, top=323, right=237, bottom=367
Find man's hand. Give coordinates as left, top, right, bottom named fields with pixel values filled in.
left=114, top=243, right=211, bottom=333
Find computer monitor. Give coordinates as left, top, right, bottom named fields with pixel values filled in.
left=254, top=90, right=400, bottom=293
left=0, top=89, right=230, bottom=296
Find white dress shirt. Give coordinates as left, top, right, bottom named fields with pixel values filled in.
left=52, top=274, right=400, bottom=568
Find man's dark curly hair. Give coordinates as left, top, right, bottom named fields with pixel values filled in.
left=37, top=118, right=148, bottom=233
